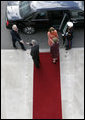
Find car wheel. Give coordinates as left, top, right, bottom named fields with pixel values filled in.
left=23, top=26, right=35, bottom=35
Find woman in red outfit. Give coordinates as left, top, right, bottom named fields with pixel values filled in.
left=47, top=27, right=59, bottom=63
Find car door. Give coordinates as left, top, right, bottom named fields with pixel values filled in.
left=59, top=13, right=70, bottom=35
left=31, top=11, right=49, bottom=29
left=48, top=10, right=64, bottom=28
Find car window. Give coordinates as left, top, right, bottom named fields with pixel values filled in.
left=59, top=13, right=69, bottom=33
left=35, top=12, right=47, bottom=19
left=63, top=24, right=68, bottom=34
left=19, top=1, right=32, bottom=18
left=48, top=10, right=64, bottom=25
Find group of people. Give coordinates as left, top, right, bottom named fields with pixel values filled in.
left=10, top=24, right=40, bottom=68
left=10, top=23, right=73, bottom=68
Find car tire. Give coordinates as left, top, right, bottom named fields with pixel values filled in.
left=23, top=26, right=35, bottom=35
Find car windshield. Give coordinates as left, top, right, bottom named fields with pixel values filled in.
left=19, top=1, right=32, bottom=18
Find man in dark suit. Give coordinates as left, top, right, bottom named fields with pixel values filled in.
left=10, top=25, right=26, bottom=51
left=27, top=40, right=40, bottom=68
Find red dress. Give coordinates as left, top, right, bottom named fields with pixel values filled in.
left=47, top=30, right=59, bottom=58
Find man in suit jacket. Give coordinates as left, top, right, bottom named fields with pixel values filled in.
left=10, top=25, right=26, bottom=51
left=27, top=40, right=40, bottom=68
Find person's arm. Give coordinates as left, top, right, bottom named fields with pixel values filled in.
left=26, top=42, right=33, bottom=46
left=47, top=32, right=54, bottom=44
left=20, top=40, right=25, bottom=44
left=26, top=42, right=30, bottom=45
left=54, top=30, right=59, bottom=43
left=55, top=30, right=59, bottom=39
left=16, top=32, right=25, bottom=43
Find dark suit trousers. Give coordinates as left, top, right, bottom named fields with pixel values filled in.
left=33, top=57, right=40, bottom=68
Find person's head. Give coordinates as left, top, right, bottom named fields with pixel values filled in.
left=67, top=22, right=73, bottom=29
left=31, top=40, right=37, bottom=46
left=12, top=24, right=18, bottom=31
left=49, top=27, right=55, bottom=33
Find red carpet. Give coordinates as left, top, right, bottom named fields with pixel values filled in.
left=33, top=53, right=62, bottom=119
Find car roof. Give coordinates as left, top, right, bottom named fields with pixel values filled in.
left=30, top=1, right=84, bottom=11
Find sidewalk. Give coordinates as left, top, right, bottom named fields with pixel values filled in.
left=1, top=50, right=33, bottom=119
left=1, top=48, right=84, bottom=119
left=60, top=48, right=84, bottom=119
